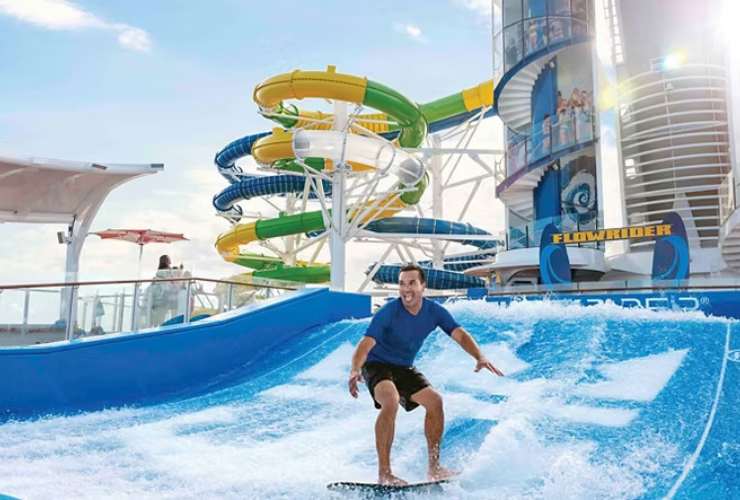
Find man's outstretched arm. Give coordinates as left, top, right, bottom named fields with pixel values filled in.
left=349, top=336, right=377, bottom=398
left=451, top=327, right=504, bottom=376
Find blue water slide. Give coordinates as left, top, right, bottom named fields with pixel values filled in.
left=365, top=217, right=498, bottom=250
left=214, top=131, right=272, bottom=178
left=372, top=265, right=486, bottom=289
left=364, top=217, right=500, bottom=289
left=212, top=106, right=498, bottom=215
left=213, top=175, right=332, bottom=212
left=418, top=253, right=495, bottom=273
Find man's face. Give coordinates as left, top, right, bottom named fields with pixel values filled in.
left=398, top=270, right=426, bottom=309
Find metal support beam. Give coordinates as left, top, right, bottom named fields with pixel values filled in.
left=430, top=134, right=444, bottom=269
left=330, top=101, right=348, bottom=290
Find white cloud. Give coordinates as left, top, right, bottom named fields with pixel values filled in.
left=114, top=24, right=152, bottom=52
left=453, top=0, right=493, bottom=18
left=0, top=0, right=152, bottom=52
left=394, top=23, right=428, bottom=43
left=0, top=0, right=102, bottom=29
left=452, top=0, right=501, bottom=29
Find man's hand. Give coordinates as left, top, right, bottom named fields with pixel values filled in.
left=349, top=336, right=376, bottom=398
left=475, top=356, right=504, bottom=376
left=348, top=369, right=364, bottom=398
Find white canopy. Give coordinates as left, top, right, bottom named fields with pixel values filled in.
left=0, top=156, right=162, bottom=224
left=0, top=155, right=162, bottom=286
left=0, top=155, right=162, bottom=331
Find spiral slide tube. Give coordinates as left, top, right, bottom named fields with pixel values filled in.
left=363, top=217, right=499, bottom=289
left=213, top=66, right=496, bottom=285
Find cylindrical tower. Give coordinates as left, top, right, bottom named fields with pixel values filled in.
left=609, top=0, right=735, bottom=275
left=619, top=64, right=730, bottom=250
left=489, top=0, right=607, bottom=285
left=486, top=0, right=739, bottom=284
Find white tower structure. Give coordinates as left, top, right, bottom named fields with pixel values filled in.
left=481, top=0, right=740, bottom=285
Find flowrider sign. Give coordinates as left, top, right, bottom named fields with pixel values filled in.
left=539, top=212, right=690, bottom=285
left=550, top=224, right=673, bottom=244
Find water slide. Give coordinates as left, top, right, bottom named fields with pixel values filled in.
left=364, top=217, right=501, bottom=289
left=1, top=294, right=737, bottom=497
left=213, top=67, right=497, bottom=286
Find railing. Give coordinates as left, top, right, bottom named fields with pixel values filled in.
left=506, top=110, right=596, bottom=177
left=494, top=11, right=592, bottom=83
left=0, top=277, right=299, bottom=347
left=719, top=171, right=736, bottom=226
left=504, top=209, right=604, bottom=251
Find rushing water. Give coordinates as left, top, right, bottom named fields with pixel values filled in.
left=0, top=300, right=738, bottom=499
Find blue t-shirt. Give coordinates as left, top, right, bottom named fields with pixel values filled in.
left=365, top=298, right=461, bottom=367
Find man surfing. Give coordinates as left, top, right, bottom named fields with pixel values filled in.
left=348, top=264, right=504, bottom=486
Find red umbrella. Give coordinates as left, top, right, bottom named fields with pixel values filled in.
left=91, top=229, right=189, bottom=276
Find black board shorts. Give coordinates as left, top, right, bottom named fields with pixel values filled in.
left=362, top=361, right=430, bottom=412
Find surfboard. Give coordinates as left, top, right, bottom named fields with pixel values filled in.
left=326, top=479, right=449, bottom=495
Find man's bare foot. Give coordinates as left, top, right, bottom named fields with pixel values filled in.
left=428, top=465, right=459, bottom=481
left=378, top=472, right=409, bottom=486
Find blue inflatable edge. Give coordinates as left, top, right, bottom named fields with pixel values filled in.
left=0, top=288, right=370, bottom=420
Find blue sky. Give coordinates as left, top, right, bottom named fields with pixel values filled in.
left=0, top=0, right=503, bottom=288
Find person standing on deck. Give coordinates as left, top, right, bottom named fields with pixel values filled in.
left=348, top=263, right=504, bottom=486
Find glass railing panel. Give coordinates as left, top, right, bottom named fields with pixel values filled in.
left=525, top=18, right=549, bottom=56
left=571, top=0, right=589, bottom=23
left=525, top=136, right=535, bottom=164
left=503, top=23, right=524, bottom=73
left=552, top=113, right=574, bottom=152
left=503, top=110, right=595, bottom=188
left=75, top=283, right=139, bottom=337
left=547, top=0, right=571, bottom=16
left=0, top=277, right=300, bottom=347
left=507, top=221, right=532, bottom=250
left=698, top=276, right=740, bottom=288
left=547, top=16, right=572, bottom=44
left=0, top=289, right=29, bottom=328
left=497, top=16, right=590, bottom=80
left=575, top=109, right=594, bottom=142
left=0, top=288, right=66, bottom=346
left=719, top=172, right=735, bottom=225
left=526, top=119, right=551, bottom=164
left=493, top=31, right=504, bottom=83
left=137, top=278, right=193, bottom=330
left=506, top=138, right=528, bottom=176
left=219, top=277, right=298, bottom=312
left=24, top=288, right=62, bottom=325
left=504, top=210, right=604, bottom=251
left=543, top=283, right=575, bottom=293
left=576, top=280, right=621, bottom=292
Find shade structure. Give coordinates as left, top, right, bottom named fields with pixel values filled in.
left=0, top=155, right=162, bottom=279
left=0, top=156, right=162, bottom=224
left=92, top=229, right=188, bottom=276
left=92, top=229, right=188, bottom=246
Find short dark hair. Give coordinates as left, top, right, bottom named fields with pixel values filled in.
left=158, top=254, right=171, bottom=270
left=399, top=263, right=426, bottom=284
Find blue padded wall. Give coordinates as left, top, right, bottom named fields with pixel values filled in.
left=0, top=288, right=370, bottom=420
